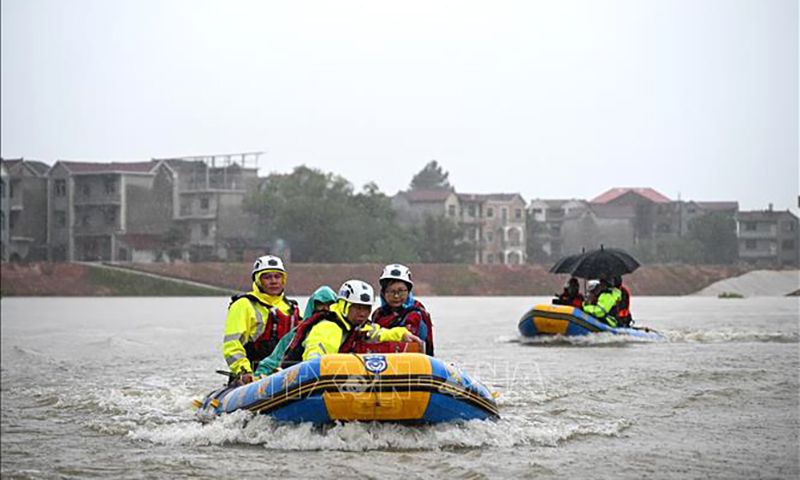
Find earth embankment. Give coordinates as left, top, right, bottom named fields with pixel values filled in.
left=1, top=262, right=761, bottom=296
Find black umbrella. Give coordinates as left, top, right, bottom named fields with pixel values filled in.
left=566, top=246, right=640, bottom=279
left=548, top=252, right=584, bottom=274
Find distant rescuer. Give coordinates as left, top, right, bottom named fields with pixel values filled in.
left=223, top=255, right=302, bottom=385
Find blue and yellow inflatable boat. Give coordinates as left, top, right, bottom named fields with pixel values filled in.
left=195, top=353, right=499, bottom=423
left=518, top=304, right=664, bottom=340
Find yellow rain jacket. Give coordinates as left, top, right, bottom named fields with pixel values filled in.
left=302, top=301, right=411, bottom=361
left=583, top=289, right=621, bottom=328
left=223, top=281, right=298, bottom=375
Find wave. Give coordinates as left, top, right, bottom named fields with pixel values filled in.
left=127, top=410, right=632, bottom=451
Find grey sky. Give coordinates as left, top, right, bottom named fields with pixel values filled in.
left=2, top=0, right=797, bottom=212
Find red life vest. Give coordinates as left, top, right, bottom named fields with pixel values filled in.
left=366, top=300, right=435, bottom=356
left=280, top=311, right=360, bottom=369
left=617, top=285, right=631, bottom=318
left=229, top=293, right=301, bottom=366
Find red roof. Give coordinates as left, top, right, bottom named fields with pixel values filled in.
left=591, top=188, right=671, bottom=204
left=58, top=161, right=156, bottom=174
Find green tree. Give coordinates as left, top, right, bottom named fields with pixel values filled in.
left=411, top=214, right=472, bottom=263
left=409, top=160, right=453, bottom=191
left=245, top=166, right=419, bottom=263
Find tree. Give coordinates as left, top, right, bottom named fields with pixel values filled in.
left=245, top=166, right=419, bottom=263
left=411, top=214, right=472, bottom=263
left=409, top=160, right=453, bottom=191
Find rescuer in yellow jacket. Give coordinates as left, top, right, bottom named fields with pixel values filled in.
left=223, top=255, right=301, bottom=384
left=281, top=279, right=422, bottom=368
left=583, top=278, right=621, bottom=328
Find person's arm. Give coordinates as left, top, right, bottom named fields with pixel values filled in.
left=302, top=321, right=344, bottom=361
left=222, top=299, right=254, bottom=375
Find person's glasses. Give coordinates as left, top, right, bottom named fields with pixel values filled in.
left=386, top=288, right=408, bottom=297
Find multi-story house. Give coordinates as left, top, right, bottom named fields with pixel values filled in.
left=391, top=189, right=460, bottom=226
left=590, top=187, right=672, bottom=243
left=391, top=189, right=527, bottom=264
left=527, top=199, right=588, bottom=260
left=1, top=158, right=50, bottom=261
left=737, top=207, right=799, bottom=267
left=459, top=193, right=526, bottom=265
left=151, top=152, right=261, bottom=261
left=560, top=203, right=637, bottom=255
left=47, top=160, right=163, bottom=261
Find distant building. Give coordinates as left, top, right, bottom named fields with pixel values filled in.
left=560, top=204, right=637, bottom=255
left=737, top=207, right=799, bottom=267
left=391, top=189, right=527, bottom=264
left=391, top=189, right=459, bottom=226
left=47, top=160, right=163, bottom=261
left=1, top=158, right=50, bottom=261
left=527, top=199, right=588, bottom=259
left=458, top=193, right=526, bottom=265
left=152, top=152, right=262, bottom=261
left=590, top=187, right=672, bottom=243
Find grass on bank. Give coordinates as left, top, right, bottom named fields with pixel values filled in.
left=87, top=266, right=232, bottom=296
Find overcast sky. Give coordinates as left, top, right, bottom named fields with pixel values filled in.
left=2, top=0, right=797, bottom=212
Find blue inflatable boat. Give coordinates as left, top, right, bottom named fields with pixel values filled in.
left=518, top=304, right=664, bottom=340
left=195, top=353, right=499, bottom=424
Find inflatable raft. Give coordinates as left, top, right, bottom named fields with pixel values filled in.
left=195, top=353, right=499, bottom=423
left=518, top=304, right=664, bottom=340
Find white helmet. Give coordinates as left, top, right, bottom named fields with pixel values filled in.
left=251, top=255, right=286, bottom=280
left=379, top=264, right=413, bottom=289
left=338, top=280, right=375, bottom=306
left=587, top=279, right=601, bottom=291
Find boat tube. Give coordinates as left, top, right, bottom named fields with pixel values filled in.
left=195, top=353, right=499, bottom=423
left=518, top=304, right=664, bottom=340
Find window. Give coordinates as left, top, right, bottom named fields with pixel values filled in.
left=501, top=208, right=507, bottom=220
left=54, top=179, right=66, bottom=197
left=201, top=223, right=210, bottom=237
left=81, top=215, right=90, bottom=227
left=105, top=208, right=116, bottom=226
left=468, top=205, right=476, bottom=217
left=784, top=222, right=797, bottom=232
left=9, top=212, right=15, bottom=229
left=448, top=204, right=456, bottom=217
left=104, top=178, right=116, bottom=195
left=782, top=239, right=796, bottom=250
left=0, top=179, right=5, bottom=198
left=487, top=208, right=494, bottom=218
left=54, top=210, right=66, bottom=228
left=487, top=231, right=494, bottom=242
left=532, top=208, right=543, bottom=214
left=81, top=184, right=91, bottom=198
left=200, top=197, right=210, bottom=211
left=745, top=239, right=757, bottom=250
left=487, top=253, right=494, bottom=264
left=515, top=209, right=522, bottom=219
left=0, top=211, right=4, bottom=231
left=744, top=222, right=757, bottom=231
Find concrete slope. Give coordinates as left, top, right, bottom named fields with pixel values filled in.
left=693, top=270, right=800, bottom=297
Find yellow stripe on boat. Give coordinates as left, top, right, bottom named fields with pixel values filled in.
left=533, top=316, right=569, bottom=334
left=321, top=353, right=433, bottom=421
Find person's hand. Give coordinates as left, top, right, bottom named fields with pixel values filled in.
left=403, top=332, right=423, bottom=346
left=235, top=372, right=254, bottom=386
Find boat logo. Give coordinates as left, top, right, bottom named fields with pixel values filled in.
left=282, top=368, right=300, bottom=390
left=363, top=355, right=388, bottom=375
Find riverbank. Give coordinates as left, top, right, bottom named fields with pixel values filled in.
left=0, top=262, right=765, bottom=296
